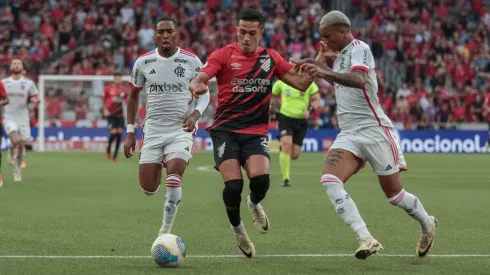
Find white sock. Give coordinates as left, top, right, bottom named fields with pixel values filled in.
left=232, top=221, right=245, bottom=233
left=321, top=174, right=372, bottom=239
left=389, top=189, right=433, bottom=233
left=161, top=174, right=182, bottom=233
left=246, top=196, right=256, bottom=209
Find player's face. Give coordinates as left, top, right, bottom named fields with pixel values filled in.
left=114, top=76, right=122, bottom=85
left=10, top=59, right=23, bottom=75
left=320, top=25, right=348, bottom=52
left=154, top=21, right=179, bottom=54
left=236, top=20, right=264, bottom=54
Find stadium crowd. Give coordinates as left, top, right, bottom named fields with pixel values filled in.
left=0, top=0, right=489, bottom=130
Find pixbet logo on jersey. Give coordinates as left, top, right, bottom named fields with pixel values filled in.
left=148, top=83, right=186, bottom=94
left=231, top=78, right=271, bottom=93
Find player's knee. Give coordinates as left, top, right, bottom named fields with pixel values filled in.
left=291, top=152, right=300, bottom=160
left=222, top=179, right=244, bottom=208
left=249, top=174, right=270, bottom=200
left=140, top=183, right=160, bottom=196
left=281, top=142, right=292, bottom=154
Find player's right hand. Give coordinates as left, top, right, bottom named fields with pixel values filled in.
left=103, top=108, right=110, bottom=117
left=124, top=133, right=136, bottom=158
left=315, top=41, right=338, bottom=62
left=190, top=83, right=207, bottom=97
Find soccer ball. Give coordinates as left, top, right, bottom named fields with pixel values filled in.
left=151, top=234, right=186, bottom=267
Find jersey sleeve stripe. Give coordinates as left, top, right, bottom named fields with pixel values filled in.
left=350, top=66, right=369, bottom=73
left=128, top=82, right=143, bottom=92
left=361, top=87, right=381, bottom=126
left=180, top=50, right=197, bottom=57
left=140, top=49, right=155, bottom=57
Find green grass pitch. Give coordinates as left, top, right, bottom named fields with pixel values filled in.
left=0, top=152, right=489, bottom=274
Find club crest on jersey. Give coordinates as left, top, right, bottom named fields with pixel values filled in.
left=174, top=65, right=185, bottom=77
left=261, top=58, right=271, bottom=72
left=285, top=89, right=291, bottom=96
left=231, top=63, right=241, bottom=70
left=20, top=84, right=25, bottom=90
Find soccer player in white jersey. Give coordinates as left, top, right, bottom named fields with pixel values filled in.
left=124, top=17, right=210, bottom=236
left=1, top=58, right=39, bottom=182
left=292, top=11, right=437, bottom=260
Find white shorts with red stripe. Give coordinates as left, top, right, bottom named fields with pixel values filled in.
left=330, top=126, right=407, bottom=175
left=139, top=130, right=193, bottom=165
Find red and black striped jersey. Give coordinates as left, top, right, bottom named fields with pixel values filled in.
left=103, top=84, right=129, bottom=118
left=201, top=44, right=293, bottom=136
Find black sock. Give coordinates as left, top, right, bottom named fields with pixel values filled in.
left=113, top=134, right=122, bottom=159
left=249, top=174, right=270, bottom=204
left=223, top=179, right=244, bottom=227
left=107, top=134, right=115, bottom=154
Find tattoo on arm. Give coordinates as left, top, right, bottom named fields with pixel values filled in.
left=325, top=149, right=344, bottom=167
left=320, top=69, right=367, bottom=89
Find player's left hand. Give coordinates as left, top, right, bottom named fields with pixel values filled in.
left=182, top=111, right=200, bottom=132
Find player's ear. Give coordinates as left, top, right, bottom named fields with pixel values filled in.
left=260, top=28, right=264, bottom=36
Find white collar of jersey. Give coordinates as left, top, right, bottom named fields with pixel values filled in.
left=10, top=76, right=24, bottom=81
left=339, top=41, right=355, bottom=55
left=155, top=47, right=181, bottom=60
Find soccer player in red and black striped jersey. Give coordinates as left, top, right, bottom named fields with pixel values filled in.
left=102, top=73, right=129, bottom=162
left=190, top=8, right=313, bottom=258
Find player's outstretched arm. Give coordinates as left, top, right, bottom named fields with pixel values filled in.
left=292, top=59, right=367, bottom=89
left=183, top=90, right=210, bottom=132
left=279, top=68, right=315, bottom=92
left=190, top=72, right=211, bottom=97
left=124, top=89, right=139, bottom=158
left=317, top=69, right=367, bottom=89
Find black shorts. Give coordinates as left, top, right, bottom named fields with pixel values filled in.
left=107, top=117, right=125, bottom=130
left=277, top=114, right=307, bottom=146
left=210, top=130, right=270, bottom=171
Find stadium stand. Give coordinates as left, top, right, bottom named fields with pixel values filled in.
left=0, top=0, right=489, bottom=130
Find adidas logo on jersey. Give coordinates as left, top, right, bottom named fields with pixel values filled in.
left=149, top=69, right=156, bottom=74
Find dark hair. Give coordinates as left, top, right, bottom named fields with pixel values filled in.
left=114, top=73, right=122, bottom=78
left=156, top=16, right=177, bottom=27
left=238, top=8, right=264, bottom=28
left=11, top=57, right=25, bottom=69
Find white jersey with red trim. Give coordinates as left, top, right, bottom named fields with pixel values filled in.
left=1, top=76, right=38, bottom=124
left=332, top=39, right=393, bottom=132
left=129, top=47, right=203, bottom=134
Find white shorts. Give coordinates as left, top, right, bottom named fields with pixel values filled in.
left=330, top=126, right=407, bottom=175
left=139, top=130, right=193, bottom=166
left=4, top=120, right=31, bottom=141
